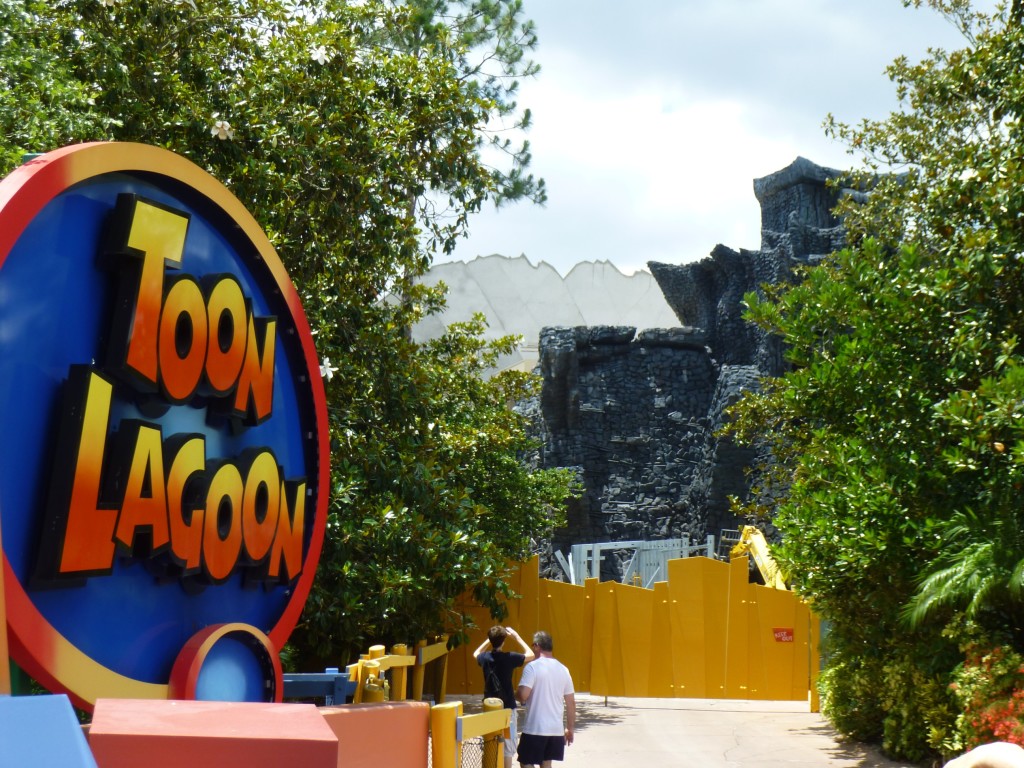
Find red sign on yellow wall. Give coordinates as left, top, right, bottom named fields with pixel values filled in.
left=0, top=143, right=329, bottom=708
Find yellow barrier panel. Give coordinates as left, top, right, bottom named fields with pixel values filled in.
left=725, top=555, right=750, bottom=698
left=704, top=557, right=730, bottom=698
left=418, top=637, right=450, bottom=664
left=516, top=556, right=541, bottom=638
left=648, top=581, right=673, bottom=698
left=589, top=580, right=616, bottom=696
left=581, top=576, right=597, bottom=693
left=616, top=582, right=655, bottom=697
left=446, top=554, right=818, bottom=705
left=666, top=557, right=709, bottom=697
left=542, top=578, right=589, bottom=694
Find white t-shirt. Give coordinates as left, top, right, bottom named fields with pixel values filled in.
left=519, top=656, right=574, bottom=737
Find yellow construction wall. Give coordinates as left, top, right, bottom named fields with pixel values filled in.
left=448, top=555, right=815, bottom=703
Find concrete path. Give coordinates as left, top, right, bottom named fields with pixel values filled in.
left=456, top=694, right=921, bottom=767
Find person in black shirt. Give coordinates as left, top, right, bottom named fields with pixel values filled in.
left=474, top=626, right=535, bottom=768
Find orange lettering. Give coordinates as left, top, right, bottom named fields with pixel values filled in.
left=233, top=315, right=276, bottom=424
left=165, top=435, right=206, bottom=573
left=57, top=370, right=119, bottom=576
left=241, top=450, right=281, bottom=564
left=202, top=463, right=244, bottom=583
left=268, top=480, right=306, bottom=582
left=158, top=276, right=208, bottom=403
left=113, top=422, right=170, bottom=554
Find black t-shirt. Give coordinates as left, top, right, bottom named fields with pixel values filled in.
left=477, top=650, right=526, bottom=709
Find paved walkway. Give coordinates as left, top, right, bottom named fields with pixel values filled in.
left=456, top=694, right=921, bottom=768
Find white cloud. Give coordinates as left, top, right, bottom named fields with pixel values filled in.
left=445, top=0, right=998, bottom=276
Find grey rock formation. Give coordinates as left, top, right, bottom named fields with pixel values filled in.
left=532, top=157, right=847, bottom=573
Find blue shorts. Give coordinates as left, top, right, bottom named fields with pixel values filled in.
left=517, top=733, right=565, bottom=764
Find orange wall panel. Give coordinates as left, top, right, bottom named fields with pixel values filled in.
left=319, top=702, right=429, bottom=768
left=89, top=699, right=338, bottom=768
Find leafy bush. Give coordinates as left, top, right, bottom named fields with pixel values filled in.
left=879, top=655, right=958, bottom=762
left=950, top=642, right=1024, bottom=750
left=819, top=655, right=885, bottom=744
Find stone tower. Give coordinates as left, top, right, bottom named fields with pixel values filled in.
left=532, top=157, right=849, bottom=577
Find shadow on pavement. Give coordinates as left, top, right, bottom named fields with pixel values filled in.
left=574, top=698, right=628, bottom=732
left=791, top=723, right=925, bottom=768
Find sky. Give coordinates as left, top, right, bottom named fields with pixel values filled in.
left=441, top=0, right=984, bottom=276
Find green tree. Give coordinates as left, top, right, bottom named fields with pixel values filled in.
left=300, top=314, right=574, bottom=664
left=0, top=0, right=572, bottom=667
left=0, top=0, right=114, bottom=169
left=388, top=0, right=545, bottom=209
left=728, top=0, right=1024, bottom=759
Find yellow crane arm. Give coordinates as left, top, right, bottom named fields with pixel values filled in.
left=730, top=526, right=788, bottom=590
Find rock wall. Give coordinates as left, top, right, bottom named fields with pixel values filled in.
left=533, top=157, right=849, bottom=573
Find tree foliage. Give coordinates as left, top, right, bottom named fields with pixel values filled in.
left=727, top=0, right=1024, bottom=759
left=0, top=0, right=573, bottom=667
left=385, top=0, right=544, bottom=208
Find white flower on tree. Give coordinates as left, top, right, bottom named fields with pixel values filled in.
left=320, top=358, right=338, bottom=381
left=210, top=120, right=234, bottom=140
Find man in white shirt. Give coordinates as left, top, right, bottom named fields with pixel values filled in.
left=516, top=630, right=575, bottom=767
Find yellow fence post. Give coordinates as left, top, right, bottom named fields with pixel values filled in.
left=347, top=660, right=363, bottom=704
left=481, top=697, right=504, bottom=768
left=414, top=636, right=450, bottom=704
left=436, top=635, right=450, bottom=704
left=412, top=640, right=427, bottom=702
left=430, top=700, right=462, bottom=768
left=456, top=700, right=509, bottom=768
left=391, top=643, right=409, bottom=701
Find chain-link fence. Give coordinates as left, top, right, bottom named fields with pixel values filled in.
left=427, top=734, right=505, bottom=768
left=461, top=736, right=484, bottom=768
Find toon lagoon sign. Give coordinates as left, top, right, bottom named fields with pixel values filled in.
left=0, top=143, right=329, bottom=709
